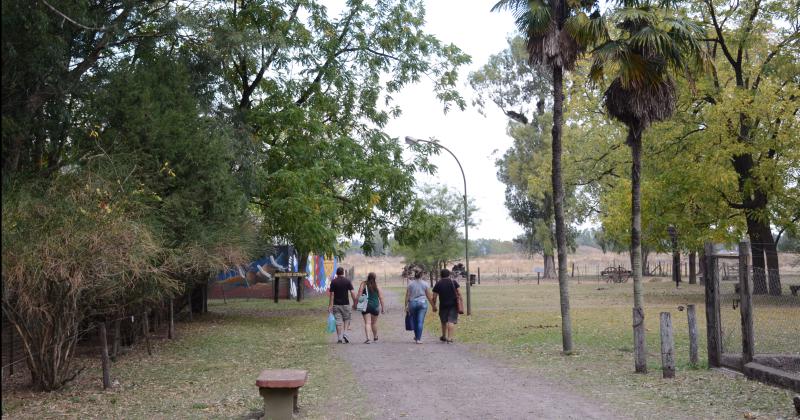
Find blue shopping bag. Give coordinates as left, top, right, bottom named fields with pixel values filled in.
left=405, top=311, right=413, bottom=331
left=326, top=312, right=336, bottom=333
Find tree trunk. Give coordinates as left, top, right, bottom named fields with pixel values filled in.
left=551, top=64, right=573, bottom=354
left=628, top=130, right=644, bottom=309
left=747, top=218, right=773, bottom=294
left=628, top=128, right=646, bottom=373
left=543, top=254, right=556, bottom=279
left=764, top=240, right=781, bottom=296
left=689, top=251, right=697, bottom=284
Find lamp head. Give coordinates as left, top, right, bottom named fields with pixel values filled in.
left=404, top=136, right=418, bottom=146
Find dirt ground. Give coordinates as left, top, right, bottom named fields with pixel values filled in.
left=332, top=289, right=623, bottom=420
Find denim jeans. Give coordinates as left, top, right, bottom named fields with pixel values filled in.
left=408, top=298, right=428, bottom=341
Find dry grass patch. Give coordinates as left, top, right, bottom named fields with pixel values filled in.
left=1, top=296, right=364, bottom=419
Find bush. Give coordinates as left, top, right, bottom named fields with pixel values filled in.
left=2, top=174, right=177, bottom=390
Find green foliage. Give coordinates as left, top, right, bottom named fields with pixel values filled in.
left=393, top=184, right=478, bottom=272
left=2, top=0, right=472, bottom=390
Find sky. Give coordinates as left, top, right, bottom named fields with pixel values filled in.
left=383, top=1, right=524, bottom=241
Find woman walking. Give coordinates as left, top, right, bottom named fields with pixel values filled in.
left=404, top=270, right=437, bottom=344
left=354, top=272, right=385, bottom=344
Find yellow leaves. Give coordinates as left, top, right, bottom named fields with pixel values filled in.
left=160, top=161, right=176, bottom=178
left=369, top=193, right=381, bottom=206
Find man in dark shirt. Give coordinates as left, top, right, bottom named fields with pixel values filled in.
left=328, top=267, right=357, bottom=343
left=432, top=268, right=460, bottom=343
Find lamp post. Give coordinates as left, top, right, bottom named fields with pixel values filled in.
left=405, top=136, right=471, bottom=315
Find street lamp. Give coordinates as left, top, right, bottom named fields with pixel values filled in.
left=405, top=136, right=471, bottom=315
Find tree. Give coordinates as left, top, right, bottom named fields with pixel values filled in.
left=393, top=184, right=478, bottom=275
left=190, top=0, right=472, bottom=258
left=492, top=0, right=602, bottom=355
left=470, top=36, right=559, bottom=275
left=586, top=0, right=705, bottom=372
left=695, top=0, right=799, bottom=295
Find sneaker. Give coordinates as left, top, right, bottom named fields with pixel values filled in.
left=373, top=335, right=378, bottom=342
left=446, top=339, right=454, bottom=344
left=364, top=339, right=371, bottom=344
left=337, top=339, right=343, bottom=344
left=439, top=336, right=446, bottom=342
left=342, top=334, right=350, bottom=343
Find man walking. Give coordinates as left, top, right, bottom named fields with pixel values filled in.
left=432, top=268, right=460, bottom=343
left=328, top=267, right=357, bottom=343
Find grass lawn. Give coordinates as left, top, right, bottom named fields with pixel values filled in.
left=404, top=278, right=798, bottom=419
left=1, top=296, right=364, bottom=419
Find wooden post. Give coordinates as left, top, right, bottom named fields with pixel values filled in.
left=186, top=292, right=193, bottom=321
left=704, top=242, right=721, bottom=368
left=687, top=304, right=698, bottom=366
left=143, top=310, right=152, bottom=356
left=571, top=262, right=575, bottom=278
left=111, top=319, right=121, bottom=361
left=99, top=321, right=111, bottom=389
left=738, top=240, right=755, bottom=364
left=297, top=277, right=304, bottom=302
left=633, top=307, right=647, bottom=373
left=274, top=278, right=279, bottom=303
left=202, top=282, right=208, bottom=313
left=168, top=299, right=175, bottom=339
left=660, top=312, right=675, bottom=379
left=477, top=267, right=480, bottom=285
left=537, top=272, right=540, bottom=285
left=9, top=326, right=14, bottom=375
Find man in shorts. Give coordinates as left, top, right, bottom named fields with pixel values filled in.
left=431, top=268, right=460, bottom=343
left=328, top=267, right=357, bottom=343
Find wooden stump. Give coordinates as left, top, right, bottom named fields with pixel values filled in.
left=660, top=312, right=675, bottom=378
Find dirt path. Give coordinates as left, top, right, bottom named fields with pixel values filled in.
left=332, top=290, right=623, bottom=419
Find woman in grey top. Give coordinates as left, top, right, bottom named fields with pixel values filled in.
left=404, top=270, right=437, bottom=344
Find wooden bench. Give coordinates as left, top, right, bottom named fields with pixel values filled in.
left=256, top=369, right=307, bottom=420
left=790, top=285, right=800, bottom=296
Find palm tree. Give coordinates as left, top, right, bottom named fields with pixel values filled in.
left=587, top=0, right=704, bottom=372
left=491, top=0, right=602, bottom=355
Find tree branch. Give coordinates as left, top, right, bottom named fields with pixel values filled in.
left=41, top=0, right=107, bottom=31
left=705, top=0, right=737, bottom=68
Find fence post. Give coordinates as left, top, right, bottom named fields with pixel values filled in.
left=143, top=310, right=152, bottom=356
left=477, top=267, right=480, bottom=285
left=738, top=240, right=755, bottom=364
left=704, top=242, right=721, bottom=368
left=168, top=299, right=175, bottom=339
left=112, top=319, right=121, bottom=360
left=274, top=277, right=279, bottom=303
left=687, top=304, right=698, bottom=366
left=99, top=321, right=111, bottom=389
left=98, top=321, right=111, bottom=389
left=9, top=326, right=14, bottom=376
left=660, top=312, right=675, bottom=378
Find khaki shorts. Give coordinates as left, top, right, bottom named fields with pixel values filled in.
left=332, top=305, right=352, bottom=325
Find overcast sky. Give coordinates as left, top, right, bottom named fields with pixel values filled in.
left=383, top=1, right=522, bottom=240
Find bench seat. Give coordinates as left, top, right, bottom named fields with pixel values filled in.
left=256, top=369, right=307, bottom=420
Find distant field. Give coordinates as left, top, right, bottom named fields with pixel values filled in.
left=343, top=246, right=800, bottom=282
